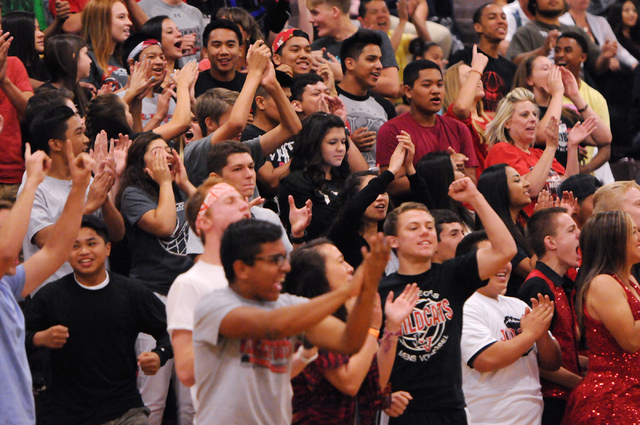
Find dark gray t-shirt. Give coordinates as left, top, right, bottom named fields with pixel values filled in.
left=311, top=28, right=398, bottom=69
left=120, top=186, right=193, bottom=295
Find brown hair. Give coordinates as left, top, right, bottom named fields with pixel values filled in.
left=383, top=202, right=431, bottom=237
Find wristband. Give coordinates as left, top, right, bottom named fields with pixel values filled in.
left=368, top=327, right=380, bottom=338
left=289, top=230, right=307, bottom=244
left=577, top=103, right=589, bottom=113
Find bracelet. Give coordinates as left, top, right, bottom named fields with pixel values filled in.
left=469, top=69, right=483, bottom=77
left=383, top=329, right=402, bottom=338
left=289, top=230, right=307, bottom=244
left=577, top=103, right=589, bottom=113
left=368, top=327, right=380, bottom=338
left=297, top=346, right=318, bottom=365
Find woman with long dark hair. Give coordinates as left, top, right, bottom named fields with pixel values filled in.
left=279, top=112, right=350, bottom=240
left=139, top=16, right=184, bottom=75
left=608, top=0, right=640, bottom=61
left=42, top=35, right=92, bottom=116
left=3, top=11, right=49, bottom=86
left=477, top=163, right=533, bottom=296
left=284, top=239, right=418, bottom=425
left=563, top=211, right=640, bottom=424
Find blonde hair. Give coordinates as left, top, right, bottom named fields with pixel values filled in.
left=443, top=61, right=486, bottom=133
left=485, top=87, right=538, bottom=147
left=593, top=181, right=640, bottom=214
left=82, top=0, right=125, bottom=73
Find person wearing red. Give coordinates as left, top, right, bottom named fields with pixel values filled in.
left=377, top=60, right=478, bottom=197
left=484, top=87, right=594, bottom=215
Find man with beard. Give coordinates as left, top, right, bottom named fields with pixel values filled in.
left=506, top=0, right=612, bottom=78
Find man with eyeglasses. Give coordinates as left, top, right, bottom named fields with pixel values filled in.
left=192, top=218, right=389, bottom=425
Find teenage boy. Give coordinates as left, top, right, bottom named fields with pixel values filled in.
left=378, top=177, right=517, bottom=424
left=450, top=3, right=517, bottom=112
left=272, top=28, right=313, bottom=78
left=307, top=0, right=400, bottom=98
left=195, top=20, right=246, bottom=96
left=0, top=143, right=92, bottom=425
left=24, top=216, right=173, bottom=425
left=185, top=40, right=301, bottom=188
left=517, top=207, right=583, bottom=424
left=23, top=105, right=125, bottom=288
left=168, top=178, right=251, bottom=392
left=430, top=209, right=465, bottom=264
left=377, top=60, right=478, bottom=196
left=458, top=231, right=561, bottom=425
left=193, top=219, right=390, bottom=424
left=337, top=29, right=396, bottom=168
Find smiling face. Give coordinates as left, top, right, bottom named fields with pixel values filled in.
left=218, top=152, right=256, bottom=198
left=307, top=2, right=338, bottom=38
left=390, top=209, right=438, bottom=261
left=505, top=100, right=538, bottom=147
left=64, top=114, right=90, bottom=157
left=360, top=0, right=391, bottom=33
left=273, top=36, right=312, bottom=76
left=474, top=3, right=508, bottom=42
left=318, top=243, right=354, bottom=291
left=244, top=240, right=291, bottom=301
left=111, top=1, right=132, bottom=44
left=69, top=227, right=111, bottom=282
left=320, top=126, right=348, bottom=170
left=406, top=68, right=444, bottom=115
left=506, top=166, right=532, bottom=208
left=205, top=28, right=240, bottom=78
left=360, top=175, right=389, bottom=222
left=161, top=18, right=183, bottom=60
left=138, top=44, right=166, bottom=82
left=623, top=1, right=638, bottom=28
left=77, top=46, right=92, bottom=81
left=346, top=44, right=383, bottom=89
left=35, top=19, right=44, bottom=53
left=554, top=37, right=587, bottom=76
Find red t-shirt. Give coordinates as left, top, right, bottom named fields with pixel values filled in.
left=485, top=141, right=565, bottom=215
left=0, top=57, right=33, bottom=184
left=376, top=111, right=479, bottom=168
left=50, top=0, right=89, bottom=15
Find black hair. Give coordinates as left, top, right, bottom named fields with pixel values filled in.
left=139, top=15, right=169, bottom=43
left=332, top=170, right=383, bottom=234
left=26, top=87, right=74, bottom=131
left=290, top=73, right=324, bottom=102
left=608, top=0, right=640, bottom=40
left=430, top=209, right=462, bottom=242
left=416, top=152, right=475, bottom=229
left=526, top=207, right=568, bottom=258
left=455, top=230, right=488, bottom=257
left=121, top=33, right=162, bottom=72
left=290, top=112, right=350, bottom=191
left=80, top=215, right=110, bottom=243
left=404, top=59, right=442, bottom=88
left=408, top=39, right=439, bottom=60
left=203, top=19, right=244, bottom=48
left=220, top=219, right=283, bottom=283
left=477, top=164, right=532, bottom=255
left=339, top=28, right=382, bottom=74
left=44, top=34, right=89, bottom=116
left=283, top=238, right=348, bottom=321
left=29, top=105, right=77, bottom=154
left=207, top=140, right=252, bottom=175
left=3, top=11, right=40, bottom=70
left=473, top=2, right=492, bottom=24
left=85, top=93, right=133, bottom=142
left=556, top=32, right=589, bottom=56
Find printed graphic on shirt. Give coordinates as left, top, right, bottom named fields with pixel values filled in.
left=158, top=202, right=189, bottom=255
left=481, top=71, right=506, bottom=113
left=502, top=315, right=533, bottom=356
left=398, top=289, right=454, bottom=362
left=239, top=338, right=293, bottom=373
left=268, top=141, right=294, bottom=168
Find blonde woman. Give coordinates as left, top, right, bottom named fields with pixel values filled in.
left=444, top=45, right=493, bottom=177
left=82, top=0, right=132, bottom=92
left=484, top=88, right=595, bottom=215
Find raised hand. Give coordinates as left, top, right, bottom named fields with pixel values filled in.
left=471, top=44, right=488, bottom=74
left=55, top=0, right=71, bottom=21
left=0, top=32, right=13, bottom=84
left=351, top=127, right=376, bottom=152
left=533, top=189, right=554, bottom=212
left=448, top=177, right=480, bottom=204
left=289, top=195, right=312, bottom=239
left=447, top=146, right=468, bottom=173
left=144, top=148, right=172, bottom=185
left=128, top=59, right=155, bottom=100
left=66, top=141, right=94, bottom=190
left=173, top=60, right=199, bottom=88
left=558, top=190, right=577, bottom=216
left=24, top=143, right=51, bottom=186
left=523, top=293, right=555, bottom=339
left=85, top=167, right=115, bottom=213
left=544, top=29, right=560, bottom=55
left=548, top=65, right=564, bottom=97
left=246, top=40, right=271, bottom=76
left=567, top=116, right=597, bottom=147
left=358, top=233, right=391, bottom=295
left=110, top=133, right=131, bottom=178
left=384, top=283, right=419, bottom=332
left=559, top=66, right=580, bottom=101
left=545, top=115, right=560, bottom=151
left=388, top=139, right=407, bottom=175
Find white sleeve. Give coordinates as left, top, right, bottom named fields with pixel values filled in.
left=166, top=275, right=201, bottom=333
left=461, top=298, right=498, bottom=368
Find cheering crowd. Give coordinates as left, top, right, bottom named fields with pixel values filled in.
left=2, top=0, right=640, bottom=423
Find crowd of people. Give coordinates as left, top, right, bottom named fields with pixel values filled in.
left=3, top=0, right=640, bottom=424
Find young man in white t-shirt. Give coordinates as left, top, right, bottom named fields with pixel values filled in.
left=166, top=177, right=251, bottom=397
left=457, top=231, right=561, bottom=425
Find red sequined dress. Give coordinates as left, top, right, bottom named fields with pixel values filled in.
left=562, top=275, right=640, bottom=424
